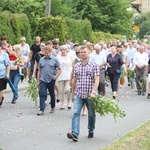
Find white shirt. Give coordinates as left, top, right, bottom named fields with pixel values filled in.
left=19, top=43, right=30, bottom=62
left=126, top=47, right=137, bottom=65
left=90, top=51, right=106, bottom=69
left=133, top=51, right=148, bottom=67
left=57, top=54, right=74, bottom=81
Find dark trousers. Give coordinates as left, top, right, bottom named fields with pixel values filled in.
left=98, top=68, right=105, bottom=94
left=108, top=73, right=120, bottom=92
left=39, top=80, right=55, bottom=112
left=29, top=59, right=35, bottom=80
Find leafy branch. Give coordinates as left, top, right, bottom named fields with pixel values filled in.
left=24, top=77, right=38, bottom=106
left=88, top=95, right=126, bottom=122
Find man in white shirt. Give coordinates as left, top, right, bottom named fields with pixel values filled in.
left=126, top=42, right=137, bottom=66
left=90, top=44, right=107, bottom=95
left=133, top=45, right=149, bottom=95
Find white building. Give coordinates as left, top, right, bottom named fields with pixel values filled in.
left=132, top=0, right=150, bottom=12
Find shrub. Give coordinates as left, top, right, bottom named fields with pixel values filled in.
left=92, top=31, right=122, bottom=43
left=35, top=16, right=68, bottom=44
left=139, top=20, right=150, bottom=39
left=0, top=11, right=32, bottom=45
left=65, top=19, right=92, bottom=44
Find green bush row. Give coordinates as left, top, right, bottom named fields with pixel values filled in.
left=35, top=16, right=92, bottom=44
left=92, top=31, right=122, bottom=43
left=0, top=11, right=32, bottom=45
left=65, top=18, right=92, bottom=44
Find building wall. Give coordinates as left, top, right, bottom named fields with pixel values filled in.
left=132, top=0, right=150, bottom=12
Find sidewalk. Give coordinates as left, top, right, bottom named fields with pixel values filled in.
left=4, top=80, right=29, bottom=94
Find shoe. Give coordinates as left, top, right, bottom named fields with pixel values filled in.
left=88, top=132, right=94, bottom=139
left=11, top=100, right=16, bottom=104
left=37, top=111, right=44, bottom=116
left=137, top=91, right=141, bottom=95
left=112, top=95, right=116, bottom=99
left=60, top=107, right=65, bottom=110
left=147, top=94, right=150, bottom=99
left=68, top=107, right=71, bottom=110
left=142, top=92, right=145, bottom=96
left=67, top=133, right=78, bottom=142
left=56, top=99, right=60, bottom=103
left=50, top=108, right=55, bottom=113
left=0, top=97, right=4, bottom=106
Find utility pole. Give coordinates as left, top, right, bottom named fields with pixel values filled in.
left=45, top=0, right=51, bottom=17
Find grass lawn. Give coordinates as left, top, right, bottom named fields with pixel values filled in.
left=102, top=120, right=150, bottom=150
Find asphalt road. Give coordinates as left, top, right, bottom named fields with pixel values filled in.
left=1, top=83, right=150, bottom=150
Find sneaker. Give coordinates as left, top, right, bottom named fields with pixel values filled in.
left=50, top=108, right=55, bottom=113
left=11, top=100, right=16, bottom=104
left=137, top=91, right=141, bottom=95
left=88, top=132, right=94, bottom=139
left=37, top=111, right=44, bottom=116
left=67, top=133, right=78, bottom=142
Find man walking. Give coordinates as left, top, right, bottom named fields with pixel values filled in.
left=37, top=46, right=62, bottom=115
left=90, top=44, right=107, bottom=95
left=67, top=46, right=100, bottom=141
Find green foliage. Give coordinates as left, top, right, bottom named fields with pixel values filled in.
left=0, top=0, right=45, bottom=37
left=70, top=0, right=133, bottom=36
left=24, top=77, right=38, bottom=106
left=127, top=69, right=135, bottom=79
left=88, top=95, right=126, bottom=122
left=92, top=31, right=122, bottom=43
left=65, top=19, right=92, bottom=44
left=0, top=12, right=31, bottom=45
left=35, top=16, right=68, bottom=44
left=139, top=20, right=150, bottom=39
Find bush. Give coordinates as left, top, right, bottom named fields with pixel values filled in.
left=11, top=13, right=32, bottom=45
left=139, top=20, right=150, bottom=39
left=92, top=31, right=122, bottom=43
left=0, top=11, right=32, bottom=45
left=35, top=16, right=68, bottom=44
left=65, top=19, right=92, bottom=44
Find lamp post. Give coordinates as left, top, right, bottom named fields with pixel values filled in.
left=45, top=0, right=51, bottom=17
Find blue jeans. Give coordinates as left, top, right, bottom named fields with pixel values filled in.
left=10, top=70, right=21, bottom=100
left=39, top=80, right=55, bottom=112
left=71, top=95, right=96, bottom=138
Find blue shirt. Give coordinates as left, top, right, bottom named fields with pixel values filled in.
left=0, top=51, right=10, bottom=78
left=38, top=55, right=61, bottom=83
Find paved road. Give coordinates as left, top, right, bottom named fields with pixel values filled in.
left=1, top=83, right=150, bottom=150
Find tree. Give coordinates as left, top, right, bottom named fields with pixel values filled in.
left=139, top=20, right=150, bottom=39
left=70, top=0, right=133, bottom=36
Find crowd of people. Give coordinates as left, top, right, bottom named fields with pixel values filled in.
left=0, top=35, right=150, bottom=141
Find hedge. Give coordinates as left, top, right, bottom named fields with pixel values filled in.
left=0, top=11, right=32, bottom=45
left=35, top=16, right=92, bottom=44
left=35, top=16, right=68, bottom=44
left=65, top=19, right=92, bottom=44
left=92, top=31, right=122, bottom=43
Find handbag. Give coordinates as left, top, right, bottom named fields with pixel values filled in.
left=116, top=69, right=121, bottom=74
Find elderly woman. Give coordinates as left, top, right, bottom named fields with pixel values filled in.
left=0, top=43, right=10, bottom=107
left=19, top=37, right=30, bottom=81
left=107, top=46, right=127, bottom=99
left=57, top=45, right=75, bottom=109
left=9, top=45, right=25, bottom=104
